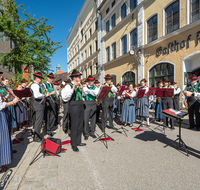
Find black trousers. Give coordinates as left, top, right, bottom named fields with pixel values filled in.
left=44, top=97, right=57, bottom=134
left=62, top=101, right=70, bottom=133
left=96, top=104, right=101, bottom=122
left=116, top=98, right=121, bottom=114
left=173, top=96, right=180, bottom=111
left=55, top=98, right=60, bottom=124
left=102, top=97, right=114, bottom=131
left=84, top=101, right=96, bottom=137
left=69, top=100, right=84, bottom=147
left=188, top=97, right=200, bottom=128
left=31, top=98, right=46, bottom=137
left=162, top=97, right=174, bottom=127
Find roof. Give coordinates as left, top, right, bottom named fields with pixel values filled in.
left=55, top=70, right=64, bottom=75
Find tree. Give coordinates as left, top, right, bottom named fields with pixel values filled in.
left=0, top=0, right=63, bottom=73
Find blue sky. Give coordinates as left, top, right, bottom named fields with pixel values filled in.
left=15, top=0, right=85, bottom=73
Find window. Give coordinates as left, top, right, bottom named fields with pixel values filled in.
left=106, top=20, right=110, bottom=33
left=95, top=62, right=98, bottom=74
left=85, top=50, right=87, bottom=60
left=111, top=14, right=116, bottom=28
left=95, top=40, right=98, bottom=52
left=0, top=32, right=5, bottom=42
left=122, top=71, right=136, bottom=86
left=130, top=0, right=137, bottom=11
left=130, top=29, right=137, bottom=49
left=77, top=58, right=79, bottom=65
left=112, top=42, right=116, bottom=59
left=121, top=3, right=127, bottom=20
left=95, top=20, right=98, bottom=31
left=166, top=1, right=179, bottom=34
left=191, top=0, right=200, bottom=22
left=106, top=7, right=110, bottom=14
left=90, top=28, right=92, bottom=37
left=121, top=35, right=127, bottom=55
left=10, top=40, right=13, bottom=49
left=90, top=65, right=92, bottom=75
left=149, top=63, right=174, bottom=87
left=112, top=0, right=116, bottom=7
left=85, top=69, right=87, bottom=78
left=89, top=45, right=92, bottom=56
left=106, top=47, right=110, bottom=62
left=147, top=15, right=157, bottom=43
left=75, top=60, right=77, bottom=67
left=85, top=34, right=87, bottom=43
left=81, top=53, right=83, bottom=62
left=73, top=62, right=74, bottom=69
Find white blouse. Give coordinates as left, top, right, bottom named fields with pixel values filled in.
left=0, top=96, right=6, bottom=111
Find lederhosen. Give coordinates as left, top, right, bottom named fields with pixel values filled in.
left=68, top=83, right=84, bottom=147
left=101, top=84, right=114, bottom=131
left=186, top=83, right=200, bottom=129
left=31, top=82, right=46, bottom=138
left=43, top=82, right=57, bottom=135
left=83, top=85, right=97, bottom=137
left=162, top=86, right=174, bottom=128
left=173, top=87, right=180, bottom=111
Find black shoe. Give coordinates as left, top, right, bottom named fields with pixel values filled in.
left=188, top=126, right=194, bottom=130
left=72, top=146, right=79, bottom=152
left=77, top=143, right=86, bottom=146
left=13, top=150, right=17, bottom=154
left=34, top=137, right=42, bottom=142
left=170, top=126, right=175, bottom=130
left=84, top=137, right=88, bottom=140
left=90, top=134, right=97, bottom=138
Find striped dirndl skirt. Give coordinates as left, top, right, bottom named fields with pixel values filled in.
left=0, top=109, right=12, bottom=167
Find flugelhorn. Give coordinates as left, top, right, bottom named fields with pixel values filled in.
left=9, top=79, right=15, bottom=86
left=27, top=79, right=34, bottom=88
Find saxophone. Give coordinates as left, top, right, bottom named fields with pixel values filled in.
left=96, top=99, right=101, bottom=106
left=158, top=97, right=161, bottom=104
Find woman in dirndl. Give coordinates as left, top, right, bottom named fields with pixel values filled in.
left=0, top=93, right=19, bottom=172
left=136, top=79, right=150, bottom=126
left=14, top=84, right=29, bottom=130
left=155, top=80, right=164, bottom=122
left=120, top=84, right=136, bottom=127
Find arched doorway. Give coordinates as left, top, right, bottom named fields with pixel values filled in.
left=121, top=71, right=136, bottom=86
left=148, top=62, right=174, bottom=87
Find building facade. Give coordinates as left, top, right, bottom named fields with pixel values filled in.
left=66, top=0, right=99, bottom=82
left=67, top=0, right=200, bottom=92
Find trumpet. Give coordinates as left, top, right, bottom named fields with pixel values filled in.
left=27, top=79, right=34, bottom=88
left=0, top=80, right=29, bottom=111
left=96, top=99, right=101, bottom=106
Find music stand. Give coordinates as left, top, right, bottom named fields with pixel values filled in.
left=148, top=87, right=157, bottom=124
left=160, top=109, right=188, bottom=156
left=94, top=86, right=115, bottom=149
left=134, top=89, right=147, bottom=132
left=154, top=88, right=174, bottom=133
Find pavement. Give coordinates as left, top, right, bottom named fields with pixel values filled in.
left=1, top=108, right=200, bottom=190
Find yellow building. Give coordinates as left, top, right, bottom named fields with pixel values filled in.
left=67, top=0, right=200, bottom=97
left=66, top=0, right=98, bottom=81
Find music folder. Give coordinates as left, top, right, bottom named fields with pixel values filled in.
left=156, top=88, right=174, bottom=97
left=137, top=89, right=146, bottom=98
left=13, top=88, right=32, bottom=99
left=97, top=86, right=111, bottom=99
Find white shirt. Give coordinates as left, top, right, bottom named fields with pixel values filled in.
left=194, top=92, right=200, bottom=99
left=197, top=76, right=200, bottom=83
left=111, top=85, right=117, bottom=93
left=82, top=85, right=100, bottom=97
left=172, top=86, right=181, bottom=95
left=0, top=95, right=6, bottom=111
left=30, top=82, right=45, bottom=99
left=61, top=83, right=74, bottom=102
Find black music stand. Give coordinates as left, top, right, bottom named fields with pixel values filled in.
left=154, top=88, right=174, bottom=133
left=134, top=89, right=147, bottom=132
left=94, top=86, right=115, bottom=149
left=161, top=109, right=188, bottom=156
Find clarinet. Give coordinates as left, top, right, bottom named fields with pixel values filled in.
left=0, top=80, right=29, bottom=111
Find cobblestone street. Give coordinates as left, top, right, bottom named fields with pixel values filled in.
left=1, top=109, right=200, bottom=190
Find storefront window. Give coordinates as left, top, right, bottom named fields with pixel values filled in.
left=149, top=63, right=174, bottom=87
left=122, top=71, right=135, bottom=86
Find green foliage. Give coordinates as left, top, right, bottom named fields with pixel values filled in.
left=0, top=0, right=63, bottom=74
